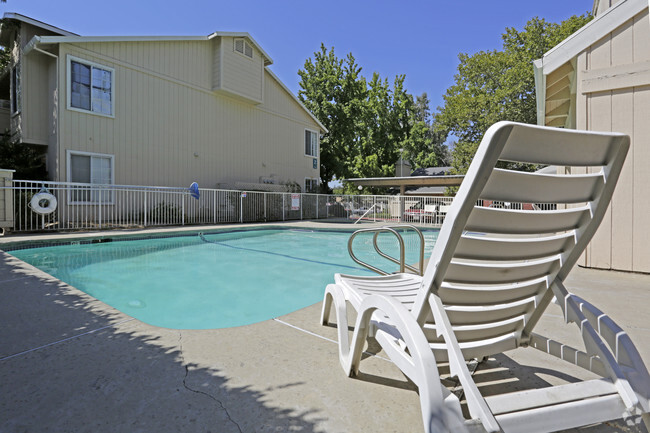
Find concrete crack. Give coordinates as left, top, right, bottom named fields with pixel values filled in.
left=177, top=332, right=243, bottom=433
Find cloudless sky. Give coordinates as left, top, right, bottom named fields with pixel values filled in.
left=3, top=0, right=592, bottom=111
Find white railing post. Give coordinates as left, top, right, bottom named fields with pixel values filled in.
left=98, top=187, right=102, bottom=229
left=144, top=191, right=148, bottom=227
left=373, top=196, right=376, bottom=223
left=240, top=192, right=243, bottom=223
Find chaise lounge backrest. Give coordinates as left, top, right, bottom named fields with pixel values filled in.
left=411, top=121, right=630, bottom=359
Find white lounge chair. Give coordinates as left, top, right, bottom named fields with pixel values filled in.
left=321, top=121, right=649, bottom=432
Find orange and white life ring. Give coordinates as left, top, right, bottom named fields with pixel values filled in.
left=30, top=192, right=57, bottom=215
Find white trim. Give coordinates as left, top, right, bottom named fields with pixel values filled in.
left=66, top=55, right=115, bottom=118
left=66, top=150, right=115, bottom=205
left=40, top=35, right=208, bottom=44
left=304, top=128, right=319, bottom=158
left=2, top=12, right=78, bottom=36
left=536, top=0, right=648, bottom=75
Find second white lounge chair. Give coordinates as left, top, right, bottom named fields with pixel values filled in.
left=321, top=121, right=650, bottom=432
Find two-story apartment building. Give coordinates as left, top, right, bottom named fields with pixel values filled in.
left=0, top=13, right=326, bottom=193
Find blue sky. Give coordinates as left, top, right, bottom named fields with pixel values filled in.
left=4, top=0, right=592, bottom=111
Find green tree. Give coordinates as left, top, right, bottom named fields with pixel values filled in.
left=298, top=44, right=366, bottom=193
left=402, top=92, right=449, bottom=169
left=436, top=13, right=593, bottom=177
left=0, top=134, right=47, bottom=180
left=349, top=74, right=412, bottom=186
left=299, top=46, right=449, bottom=194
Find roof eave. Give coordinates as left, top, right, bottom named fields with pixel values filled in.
left=265, top=68, right=328, bottom=133
left=208, top=31, right=273, bottom=66
left=536, top=0, right=647, bottom=76
left=2, top=12, right=78, bottom=36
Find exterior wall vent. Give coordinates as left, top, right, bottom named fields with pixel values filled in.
left=234, top=38, right=253, bottom=59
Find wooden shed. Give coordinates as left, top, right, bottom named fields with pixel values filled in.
left=534, top=0, right=650, bottom=273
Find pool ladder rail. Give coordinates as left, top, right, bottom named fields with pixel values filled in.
left=347, top=224, right=425, bottom=276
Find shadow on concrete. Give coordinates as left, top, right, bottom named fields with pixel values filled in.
left=0, top=252, right=324, bottom=432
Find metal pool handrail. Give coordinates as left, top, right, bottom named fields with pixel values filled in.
left=347, top=224, right=425, bottom=276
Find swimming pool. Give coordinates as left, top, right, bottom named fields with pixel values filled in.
left=7, top=227, right=437, bottom=329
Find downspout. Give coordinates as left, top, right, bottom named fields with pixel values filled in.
left=24, top=36, right=60, bottom=181
left=532, top=58, right=546, bottom=126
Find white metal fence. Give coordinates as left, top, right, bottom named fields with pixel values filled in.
left=2, top=180, right=555, bottom=233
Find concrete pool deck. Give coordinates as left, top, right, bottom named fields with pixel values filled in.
left=1, top=222, right=649, bottom=432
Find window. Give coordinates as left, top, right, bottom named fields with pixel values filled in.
left=11, top=62, right=20, bottom=114
left=67, top=150, right=114, bottom=203
left=234, top=38, right=253, bottom=59
left=305, top=178, right=319, bottom=193
left=305, top=129, right=318, bottom=157
left=68, top=56, right=114, bottom=116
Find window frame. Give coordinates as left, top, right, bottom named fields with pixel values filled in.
left=66, top=150, right=115, bottom=204
left=304, top=129, right=319, bottom=158
left=66, top=55, right=115, bottom=118
left=304, top=178, right=319, bottom=194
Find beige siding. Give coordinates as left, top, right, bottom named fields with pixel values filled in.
left=219, top=37, right=264, bottom=103
left=579, top=8, right=650, bottom=273
left=212, top=38, right=221, bottom=89
left=71, top=40, right=213, bottom=89
left=21, top=51, right=52, bottom=145
left=56, top=42, right=320, bottom=191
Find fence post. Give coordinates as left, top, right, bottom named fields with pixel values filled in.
left=282, top=194, right=285, bottom=221
left=373, top=196, right=376, bottom=223
left=182, top=195, right=185, bottom=226
left=240, top=192, right=243, bottom=223
left=264, top=192, right=267, bottom=221
left=98, top=188, right=102, bottom=229
left=300, top=194, right=303, bottom=220
left=213, top=190, right=216, bottom=224
left=144, top=191, right=148, bottom=227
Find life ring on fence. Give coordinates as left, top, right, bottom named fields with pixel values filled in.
left=30, top=192, right=58, bottom=215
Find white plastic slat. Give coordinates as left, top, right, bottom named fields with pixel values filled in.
left=445, top=298, right=535, bottom=326
left=429, top=333, right=519, bottom=363
left=441, top=316, right=524, bottom=344
left=482, top=169, right=604, bottom=204
left=438, top=277, right=548, bottom=305
left=495, top=394, right=626, bottom=433
left=444, top=257, right=560, bottom=285
left=485, top=378, right=617, bottom=415
left=455, top=232, right=576, bottom=261
left=500, top=123, right=621, bottom=166
left=466, top=206, right=591, bottom=234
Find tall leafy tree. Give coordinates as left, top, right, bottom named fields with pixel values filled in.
left=402, top=92, right=449, bottom=169
left=298, top=44, right=366, bottom=192
left=299, top=46, right=448, bottom=193
left=436, top=13, right=593, bottom=176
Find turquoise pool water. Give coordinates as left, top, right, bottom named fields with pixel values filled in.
left=9, top=228, right=437, bottom=329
